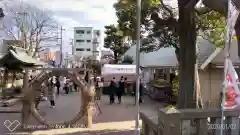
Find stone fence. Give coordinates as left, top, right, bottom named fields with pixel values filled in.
left=140, top=108, right=240, bottom=135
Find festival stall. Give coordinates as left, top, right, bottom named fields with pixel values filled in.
left=101, top=64, right=141, bottom=81
left=101, top=64, right=142, bottom=94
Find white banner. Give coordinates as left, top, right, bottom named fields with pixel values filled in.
left=225, top=0, right=240, bottom=51
left=229, top=0, right=240, bottom=27
left=101, top=64, right=139, bottom=75
left=223, top=1, right=240, bottom=110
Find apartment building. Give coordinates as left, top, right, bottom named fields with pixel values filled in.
left=73, top=27, right=101, bottom=61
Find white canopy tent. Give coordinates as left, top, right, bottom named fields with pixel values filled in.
left=101, top=64, right=142, bottom=83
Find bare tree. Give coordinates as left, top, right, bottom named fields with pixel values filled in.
left=3, top=1, right=59, bottom=57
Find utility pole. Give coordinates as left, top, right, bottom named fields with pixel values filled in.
left=17, top=12, right=28, bottom=49
left=70, top=38, right=74, bottom=55
left=69, top=38, right=74, bottom=68
left=60, top=26, right=63, bottom=67
left=59, top=26, right=65, bottom=67
left=0, top=8, right=5, bottom=28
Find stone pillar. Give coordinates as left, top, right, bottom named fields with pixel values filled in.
left=21, top=69, right=31, bottom=128
left=2, top=69, right=8, bottom=99
left=165, top=68, right=170, bottom=83
left=83, top=85, right=95, bottom=128
left=150, top=68, right=154, bottom=81
left=86, top=102, right=93, bottom=128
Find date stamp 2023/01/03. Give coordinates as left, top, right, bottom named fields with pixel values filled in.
left=208, top=124, right=237, bottom=130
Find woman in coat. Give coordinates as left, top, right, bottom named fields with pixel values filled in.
left=48, top=78, right=56, bottom=108
left=109, top=77, right=117, bottom=104
left=55, top=76, right=61, bottom=95
left=117, top=76, right=125, bottom=104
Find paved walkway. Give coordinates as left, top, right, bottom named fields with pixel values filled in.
left=0, top=92, right=163, bottom=135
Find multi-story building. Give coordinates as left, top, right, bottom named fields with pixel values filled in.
left=73, top=27, right=101, bottom=61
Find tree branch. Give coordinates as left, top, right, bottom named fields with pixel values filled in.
left=159, top=0, right=174, bottom=17
left=202, top=0, right=227, bottom=15
left=195, top=7, right=212, bottom=15
left=185, top=0, right=200, bottom=10
left=3, top=25, right=17, bottom=40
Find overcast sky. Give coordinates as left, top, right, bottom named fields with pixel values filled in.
left=2, top=0, right=178, bottom=53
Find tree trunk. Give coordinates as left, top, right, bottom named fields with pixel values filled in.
left=113, top=51, right=118, bottom=64
left=177, top=0, right=197, bottom=109
left=235, top=17, right=240, bottom=59
left=21, top=69, right=31, bottom=128
left=195, top=62, right=203, bottom=108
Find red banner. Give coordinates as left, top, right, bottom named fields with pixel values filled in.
left=223, top=59, right=240, bottom=109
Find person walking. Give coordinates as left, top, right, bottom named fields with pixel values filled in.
left=109, top=77, right=117, bottom=104
left=62, top=77, right=69, bottom=94
left=48, top=78, right=56, bottom=108
left=55, top=76, right=61, bottom=95
left=117, top=76, right=124, bottom=104
left=95, top=77, right=101, bottom=100
left=124, top=77, right=128, bottom=95
left=73, top=81, right=78, bottom=92
left=133, top=81, right=144, bottom=104
left=64, top=79, right=69, bottom=94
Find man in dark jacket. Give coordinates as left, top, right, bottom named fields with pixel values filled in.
left=117, top=76, right=124, bottom=104
left=133, top=81, right=143, bottom=104
left=55, top=76, right=60, bottom=95
left=109, top=77, right=116, bottom=104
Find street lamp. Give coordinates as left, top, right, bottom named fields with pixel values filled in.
left=92, top=30, right=100, bottom=62
left=135, top=0, right=141, bottom=135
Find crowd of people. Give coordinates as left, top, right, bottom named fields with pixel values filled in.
left=107, top=76, right=144, bottom=105
left=33, top=76, right=79, bottom=109
left=33, top=73, right=145, bottom=110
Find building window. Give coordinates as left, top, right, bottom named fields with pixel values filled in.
left=76, top=40, right=84, bottom=43
left=76, top=48, right=84, bottom=51
left=87, top=31, right=91, bottom=34
left=76, top=30, right=84, bottom=34
left=86, top=40, right=91, bottom=43
left=86, top=48, right=91, bottom=51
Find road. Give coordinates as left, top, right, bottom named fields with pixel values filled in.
left=0, top=92, right=163, bottom=135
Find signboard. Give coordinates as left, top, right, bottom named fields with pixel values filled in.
left=101, top=64, right=140, bottom=75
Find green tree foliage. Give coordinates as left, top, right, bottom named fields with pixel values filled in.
left=114, top=0, right=179, bottom=56
left=104, top=25, right=129, bottom=63
left=114, top=0, right=228, bottom=56
left=86, top=57, right=101, bottom=75
left=198, top=11, right=226, bottom=48
left=114, top=0, right=160, bottom=39
left=114, top=0, right=227, bottom=108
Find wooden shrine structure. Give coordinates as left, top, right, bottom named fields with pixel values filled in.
left=0, top=45, right=95, bottom=130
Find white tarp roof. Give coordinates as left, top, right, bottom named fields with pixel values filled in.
left=101, top=64, right=141, bottom=75
left=123, top=45, right=178, bottom=67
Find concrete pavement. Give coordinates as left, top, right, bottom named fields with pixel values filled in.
left=0, top=92, right=163, bottom=135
